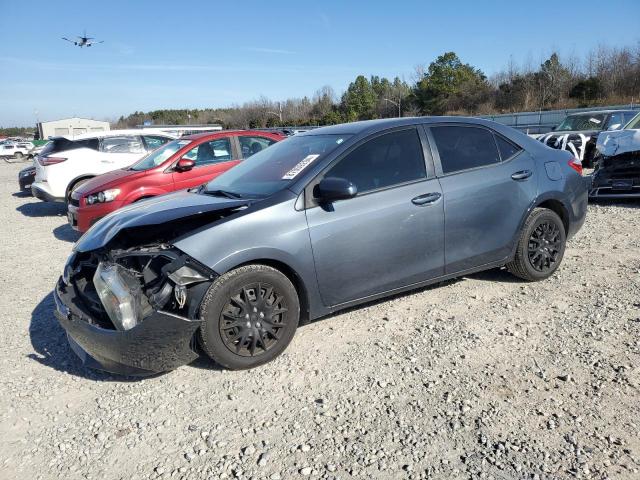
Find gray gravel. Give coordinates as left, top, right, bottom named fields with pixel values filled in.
left=1, top=161, right=639, bottom=479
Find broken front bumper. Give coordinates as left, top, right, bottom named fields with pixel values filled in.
left=54, top=278, right=202, bottom=376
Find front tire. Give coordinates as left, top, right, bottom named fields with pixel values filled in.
left=199, top=265, right=300, bottom=370
left=507, top=208, right=566, bottom=281
left=14, top=152, right=24, bottom=160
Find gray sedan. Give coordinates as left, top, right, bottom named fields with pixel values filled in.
left=54, top=117, right=588, bottom=374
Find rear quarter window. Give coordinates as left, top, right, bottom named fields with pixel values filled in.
left=42, top=138, right=100, bottom=155
left=495, top=134, right=522, bottom=161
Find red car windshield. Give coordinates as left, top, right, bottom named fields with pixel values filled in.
left=129, top=140, right=192, bottom=171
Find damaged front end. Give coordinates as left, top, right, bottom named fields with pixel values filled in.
left=590, top=151, right=640, bottom=199
left=55, top=244, right=217, bottom=375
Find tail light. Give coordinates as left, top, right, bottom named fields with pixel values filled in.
left=38, top=156, right=67, bottom=166
left=568, top=157, right=582, bottom=176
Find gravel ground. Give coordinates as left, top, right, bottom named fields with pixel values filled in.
left=1, top=161, right=639, bottom=480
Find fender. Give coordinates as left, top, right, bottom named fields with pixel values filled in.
left=509, top=191, right=571, bottom=259
left=121, top=187, right=169, bottom=205
left=209, top=246, right=328, bottom=321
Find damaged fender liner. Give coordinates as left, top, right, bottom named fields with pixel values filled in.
left=54, top=279, right=202, bottom=376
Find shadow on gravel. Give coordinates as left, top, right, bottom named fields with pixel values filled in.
left=12, top=191, right=31, bottom=198
left=53, top=224, right=81, bottom=243
left=467, top=267, right=523, bottom=284
left=28, top=293, right=149, bottom=382
left=16, top=201, right=66, bottom=217
left=589, top=198, right=640, bottom=209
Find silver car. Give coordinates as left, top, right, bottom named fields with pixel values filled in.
left=54, top=117, right=588, bottom=375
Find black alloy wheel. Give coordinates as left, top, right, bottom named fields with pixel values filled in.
left=507, top=208, right=566, bottom=281
left=219, top=282, right=288, bottom=357
left=199, top=264, right=300, bottom=370
left=527, top=220, right=562, bottom=272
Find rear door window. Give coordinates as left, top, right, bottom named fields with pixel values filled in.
left=431, top=126, right=501, bottom=174
left=142, top=135, right=171, bottom=151
left=239, top=136, right=277, bottom=158
left=101, top=136, right=145, bottom=154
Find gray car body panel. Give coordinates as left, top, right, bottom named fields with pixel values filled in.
left=74, top=116, right=588, bottom=321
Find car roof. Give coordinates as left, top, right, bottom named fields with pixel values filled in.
left=180, top=129, right=284, bottom=141
left=300, top=116, right=507, bottom=136
left=566, top=109, right=636, bottom=117
left=53, top=129, right=176, bottom=141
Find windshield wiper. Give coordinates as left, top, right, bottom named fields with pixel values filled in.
left=202, top=188, right=243, bottom=199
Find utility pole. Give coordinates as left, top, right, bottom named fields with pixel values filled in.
left=383, top=98, right=401, bottom=117
left=267, top=101, right=283, bottom=123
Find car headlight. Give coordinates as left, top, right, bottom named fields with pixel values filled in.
left=62, top=252, right=77, bottom=285
left=93, top=262, right=141, bottom=331
left=86, top=188, right=120, bottom=205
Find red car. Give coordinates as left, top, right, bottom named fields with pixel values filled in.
left=68, top=130, right=284, bottom=232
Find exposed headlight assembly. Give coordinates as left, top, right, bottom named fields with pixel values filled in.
left=93, top=262, right=147, bottom=331
left=86, top=188, right=120, bottom=205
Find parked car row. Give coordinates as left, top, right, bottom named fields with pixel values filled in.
left=534, top=109, right=637, bottom=168
left=43, top=117, right=588, bottom=375
left=532, top=109, right=640, bottom=199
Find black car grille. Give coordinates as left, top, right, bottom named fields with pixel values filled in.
left=69, top=197, right=80, bottom=207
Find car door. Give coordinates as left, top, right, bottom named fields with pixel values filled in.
left=171, top=136, right=240, bottom=191
left=305, top=127, right=445, bottom=307
left=99, top=135, right=147, bottom=170
left=426, top=124, right=538, bottom=274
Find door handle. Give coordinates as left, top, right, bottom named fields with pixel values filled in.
left=411, top=192, right=442, bottom=206
left=511, top=170, right=532, bottom=180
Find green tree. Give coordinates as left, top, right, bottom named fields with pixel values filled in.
left=569, top=77, right=604, bottom=104
left=413, top=52, right=490, bottom=115
left=341, top=75, right=377, bottom=121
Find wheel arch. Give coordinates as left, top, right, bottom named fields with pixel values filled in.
left=66, top=174, right=95, bottom=197
left=534, top=198, right=570, bottom=234
left=231, top=258, right=311, bottom=323
left=510, top=194, right=571, bottom=259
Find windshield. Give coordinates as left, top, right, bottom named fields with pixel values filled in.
left=203, top=134, right=350, bottom=198
left=556, top=114, right=606, bottom=132
left=129, top=139, right=191, bottom=171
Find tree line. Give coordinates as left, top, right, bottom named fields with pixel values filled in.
left=85, top=44, right=640, bottom=130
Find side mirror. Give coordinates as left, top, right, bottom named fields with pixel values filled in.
left=313, top=177, right=357, bottom=203
left=176, top=158, right=195, bottom=172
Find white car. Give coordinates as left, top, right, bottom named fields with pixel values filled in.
left=0, top=143, right=31, bottom=159
left=31, top=130, right=175, bottom=202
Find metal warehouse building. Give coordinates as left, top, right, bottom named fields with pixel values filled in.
left=37, top=117, right=110, bottom=139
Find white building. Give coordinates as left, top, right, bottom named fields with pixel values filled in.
left=37, top=117, right=110, bottom=139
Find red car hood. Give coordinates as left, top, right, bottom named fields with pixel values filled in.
left=75, top=168, right=148, bottom=196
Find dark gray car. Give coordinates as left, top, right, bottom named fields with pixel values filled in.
left=54, top=117, right=588, bottom=375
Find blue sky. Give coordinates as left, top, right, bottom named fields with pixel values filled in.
left=1, top=0, right=639, bottom=126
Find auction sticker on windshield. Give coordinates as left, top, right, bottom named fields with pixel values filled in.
left=282, top=154, right=320, bottom=179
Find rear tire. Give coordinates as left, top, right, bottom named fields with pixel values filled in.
left=507, top=208, right=566, bottom=281
left=198, top=265, right=300, bottom=370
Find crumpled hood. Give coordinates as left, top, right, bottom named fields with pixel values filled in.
left=74, top=190, right=249, bottom=252
left=596, top=129, right=640, bottom=157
